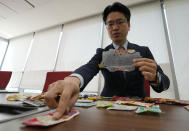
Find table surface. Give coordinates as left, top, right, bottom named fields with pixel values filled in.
left=0, top=94, right=189, bottom=131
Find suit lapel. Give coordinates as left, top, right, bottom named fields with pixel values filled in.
left=127, top=42, right=135, bottom=49
left=104, top=43, right=114, bottom=51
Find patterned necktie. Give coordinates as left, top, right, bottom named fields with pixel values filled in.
left=118, top=46, right=125, bottom=50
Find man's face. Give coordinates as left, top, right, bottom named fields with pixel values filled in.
left=106, top=12, right=130, bottom=46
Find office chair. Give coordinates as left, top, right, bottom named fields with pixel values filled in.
left=0, top=71, right=12, bottom=89
left=43, top=71, right=72, bottom=92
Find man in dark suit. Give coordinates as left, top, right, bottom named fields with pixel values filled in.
left=45, top=2, right=170, bottom=119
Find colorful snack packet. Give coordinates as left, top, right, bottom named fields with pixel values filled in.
left=145, top=97, right=189, bottom=105
left=136, top=105, right=162, bottom=114
left=22, top=110, right=79, bottom=126
left=74, top=102, right=96, bottom=107
left=96, top=101, right=114, bottom=108
left=115, top=100, right=154, bottom=107
left=107, top=105, right=138, bottom=111
left=77, top=99, right=93, bottom=103
left=112, top=96, right=143, bottom=101
left=6, top=94, right=24, bottom=101
left=19, top=99, right=45, bottom=107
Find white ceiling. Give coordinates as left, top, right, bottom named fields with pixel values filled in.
left=0, top=0, right=155, bottom=39
left=0, top=0, right=51, bottom=20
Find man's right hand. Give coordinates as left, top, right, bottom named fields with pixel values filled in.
left=44, top=76, right=80, bottom=120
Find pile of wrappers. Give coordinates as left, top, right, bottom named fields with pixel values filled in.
left=6, top=94, right=189, bottom=127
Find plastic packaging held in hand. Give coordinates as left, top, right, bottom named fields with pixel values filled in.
left=102, top=49, right=142, bottom=72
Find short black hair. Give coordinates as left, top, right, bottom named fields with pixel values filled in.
left=103, top=2, right=131, bottom=24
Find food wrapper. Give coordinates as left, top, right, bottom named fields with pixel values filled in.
left=101, top=49, right=141, bottom=72
left=6, top=94, right=26, bottom=101
left=115, top=100, right=154, bottom=107
left=112, top=96, right=143, bottom=101
left=145, top=97, right=189, bottom=105
left=22, top=110, right=79, bottom=126
left=19, top=99, right=45, bottom=107
left=74, top=102, right=96, bottom=107
left=136, top=105, right=161, bottom=113
left=77, top=99, right=93, bottom=103
left=107, top=105, right=138, bottom=111
left=7, top=93, right=44, bottom=101
left=96, top=101, right=114, bottom=108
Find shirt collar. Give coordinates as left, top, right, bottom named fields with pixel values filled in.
left=113, top=41, right=128, bottom=50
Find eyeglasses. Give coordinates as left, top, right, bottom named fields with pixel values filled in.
left=106, top=19, right=127, bottom=29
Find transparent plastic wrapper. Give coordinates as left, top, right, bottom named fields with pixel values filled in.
left=107, top=105, right=138, bottom=111
left=102, top=49, right=142, bottom=72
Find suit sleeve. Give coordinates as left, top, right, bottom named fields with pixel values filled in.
left=72, top=48, right=103, bottom=91
left=144, top=47, right=170, bottom=93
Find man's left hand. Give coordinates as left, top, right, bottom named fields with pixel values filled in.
left=133, top=58, right=157, bottom=82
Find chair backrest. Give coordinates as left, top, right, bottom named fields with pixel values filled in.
left=0, top=71, right=12, bottom=89
left=43, top=71, right=72, bottom=92
left=144, top=80, right=150, bottom=97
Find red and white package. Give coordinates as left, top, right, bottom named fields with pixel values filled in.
left=22, top=110, right=79, bottom=126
